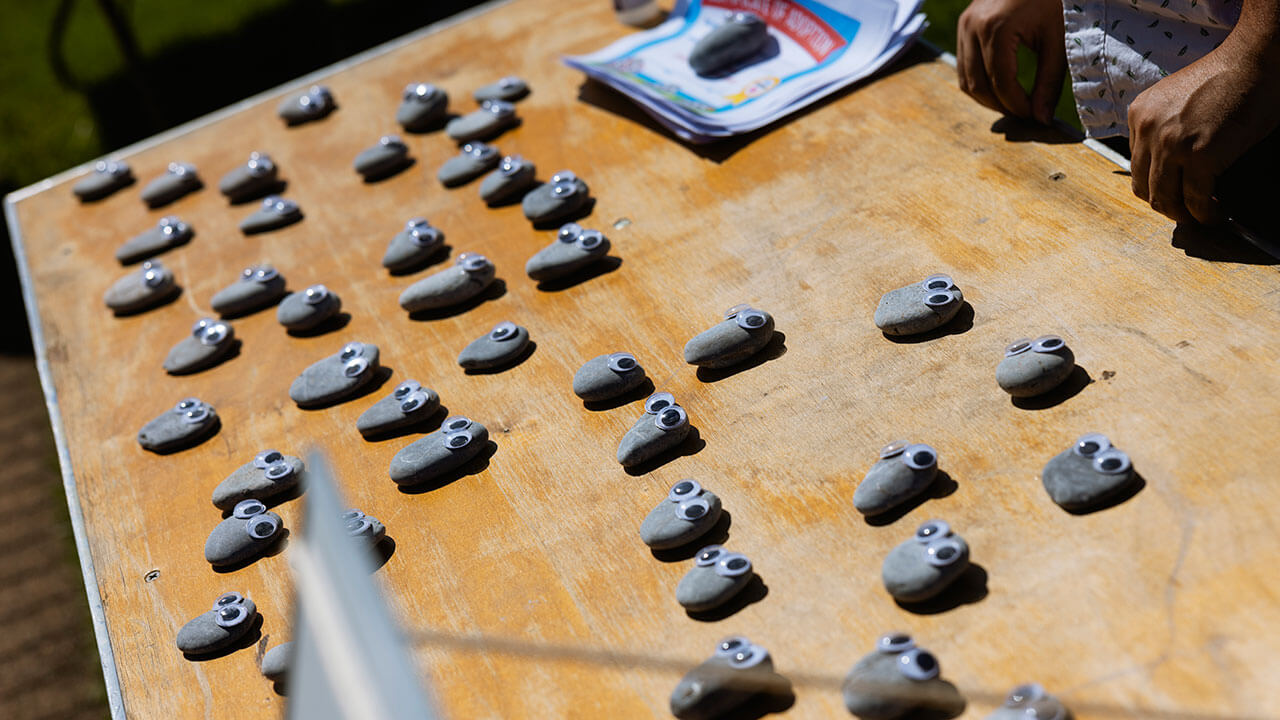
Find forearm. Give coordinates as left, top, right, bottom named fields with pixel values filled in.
left=1224, top=0, right=1280, bottom=70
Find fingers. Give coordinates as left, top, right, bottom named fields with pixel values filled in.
left=957, top=25, right=1002, bottom=112
left=982, top=32, right=1032, bottom=118
left=1030, top=32, right=1066, bottom=124
left=1148, top=153, right=1192, bottom=224
left=1182, top=163, right=1223, bottom=225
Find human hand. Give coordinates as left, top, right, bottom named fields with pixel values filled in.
left=957, top=0, right=1065, bottom=124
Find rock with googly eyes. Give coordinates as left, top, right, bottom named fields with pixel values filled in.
left=219, top=151, right=279, bottom=203
left=526, top=223, right=612, bottom=282
left=278, top=85, right=335, bottom=125
left=356, top=380, right=440, bottom=438
left=141, top=162, right=201, bottom=207
left=473, top=76, right=529, bottom=103
left=479, top=154, right=537, bottom=205
left=881, top=520, right=970, bottom=604
left=842, top=633, right=965, bottom=719
left=996, top=335, right=1076, bottom=398
left=115, top=216, right=193, bottom=265
left=522, top=170, right=590, bottom=225
left=277, top=284, right=341, bottom=331
left=572, top=351, right=645, bottom=402
left=437, top=142, right=501, bottom=187
left=689, top=12, right=770, bottom=76
left=986, top=683, right=1068, bottom=720
left=137, top=398, right=218, bottom=452
left=176, top=591, right=258, bottom=656
left=204, top=499, right=284, bottom=568
left=289, top=341, right=381, bottom=408
left=676, top=544, right=754, bottom=612
left=382, top=217, right=445, bottom=273
left=396, top=82, right=449, bottom=132
left=353, top=135, right=412, bottom=181
left=1042, top=433, right=1136, bottom=511
left=457, top=321, right=529, bottom=370
left=211, top=265, right=286, bottom=317
left=261, top=641, right=292, bottom=683
left=640, top=479, right=722, bottom=549
left=398, top=253, right=495, bottom=312
left=164, top=318, right=235, bottom=375
left=874, top=274, right=965, bottom=336
left=617, top=392, right=692, bottom=467
left=104, top=259, right=179, bottom=314
left=240, top=195, right=302, bottom=234
left=684, top=304, right=775, bottom=368
left=73, top=159, right=134, bottom=201
left=388, top=416, right=489, bottom=485
left=340, top=508, right=386, bottom=547
left=671, top=637, right=791, bottom=720
left=853, top=441, right=939, bottom=517
left=446, top=100, right=519, bottom=142
left=212, top=449, right=305, bottom=511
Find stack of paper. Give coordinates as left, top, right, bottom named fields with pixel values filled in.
left=565, top=0, right=926, bottom=143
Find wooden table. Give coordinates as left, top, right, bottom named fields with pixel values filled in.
left=8, top=0, right=1280, bottom=717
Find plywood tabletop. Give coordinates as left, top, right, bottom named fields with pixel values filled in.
left=8, top=0, right=1280, bottom=718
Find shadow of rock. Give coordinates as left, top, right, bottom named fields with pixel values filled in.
left=166, top=338, right=241, bottom=376
left=386, top=246, right=451, bottom=277
left=623, top=426, right=706, bottom=476
left=228, top=179, right=288, bottom=205
left=181, top=613, right=263, bottom=662
left=287, top=311, right=352, bottom=338
left=536, top=256, right=623, bottom=292
left=463, top=341, right=536, bottom=375
left=407, top=279, right=506, bottom=321
left=717, top=685, right=796, bottom=720
left=882, top=303, right=974, bottom=345
left=583, top=377, right=655, bottom=412
left=211, top=529, right=291, bottom=574
left=1011, top=366, right=1091, bottom=410
left=686, top=576, right=768, bottom=622
left=531, top=196, right=596, bottom=230
left=396, top=440, right=497, bottom=495
left=360, top=157, right=415, bottom=183
left=864, top=471, right=959, bottom=527
left=370, top=535, right=396, bottom=572
left=1061, top=472, right=1147, bottom=516
left=696, top=332, right=787, bottom=383
left=651, top=511, right=732, bottom=563
left=143, top=416, right=221, bottom=456
left=895, top=564, right=988, bottom=615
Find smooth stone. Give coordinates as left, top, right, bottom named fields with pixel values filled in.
left=276, top=285, right=341, bottom=331
left=261, top=641, right=292, bottom=682
left=479, top=157, right=536, bottom=205
left=985, top=684, right=1067, bottom=720
left=342, top=508, right=386, bottom=546
left=853, top=445, right=939, bottom=516
left=521, top=171, right=589, bottom=224
left=683, top=307, right=775, bottom=368
left=382, top=219, right=444, bottom=272
left=104, top=261, right=178, bottom=314
left=218, top=152, right=278, bottom=202
left=398, top=255, right=495, bottom=312
left=640, top=482, right=722, bottom=549
left=457, top=322, right=529, bottom=370
left=1042, top=438, right=1135, bottom=511
left=874, top=276, right=965, bottom=336
left=473, top=76, right=529, bottom=103
left=689, top=13, right=769, bottom=76
left=572, top=352, right=645, bottom=402
left=996, top=341, right=1076, bottom=397
left=137, top=398, right=218, bottom=452
left=881, top=521, right=970, bottom=603
left=73, top=160, right=133, bottom=201
left=289, top=342, right=381, bottom=408
left=212, top=453, right=305, bottom=511
left=176, top=593, right=258, bottom=655
left=388, top=417, right=489, bottom=485
left=115, top=217, right=193, bottom=264
left=240, top=196, right=302, bottom=234
left=353, top=136, right=410, bottom=179
left=617, top=401, right=691, bottom=467
left=141, top=162, right=201, bottom=207
left=525, top=225, right=611, bottom=281
left=671, top=639, right=789, bottom=720
left=356, top=381, right=440, bottom=438
left=445, top=101, right=518, bottom=142
left=676, top=546, right=753, bottom=612
left=277, top=85, right=335, bottom=125
left=437, top=142, right=500, bottom=186
left=163, top=321, right=235, bottom=375
left=211, top=266, right=286, bottom=317
left=842, top=638, right=965, bottom=719
left=397, top=83, right=449, bottom=131
left=205, top=507, right=284, bottom=568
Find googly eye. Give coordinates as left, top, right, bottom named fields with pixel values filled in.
left=1032, top=335, right=1066, bottom=353
left=499, top=155, right=524, bottom=175
left=716, top=553, right=752, bottom=578
left=404, top=82, right=435, bottom=100
left=723, top=304, right=749, bottom=319
left=343, top=357, right=369, bottom=378
left=1005, top=338, right=1033, bottom=357
left=264, top=461, right=293, bottom=481
left=644, top=392, right=675, bottom=414
left=266, top=196, right=297, bottom=214
left=159, top=216, right=182, bottom=234
left=303, top=284, right=330, bottom=305
left=340, top=509, right=365, bottom=522
left=245, top=514, right=280, bottom=540
left=557, top=223, right=583, bottom=242
left=552, top=180, right=577, bottom=197
left=254, top=449, right=284, bottom=469
left=901, top=444, right=937, bottom=471
left=1092, top=449, right=1132, bottom=475
left=457, top=253, right=491, bottom=273
left=181, top=403, right=210, bottom=424
left=668, top=479, right=702, bottom=502
left=490, top=321, right=519, bottom=341
left=245, top=152, right=272, bottom=176
left=482, top=100, right=514, bottom=117
left=409, top=226, right=440, bottom=247
left=1004, top=683, right=1046, bottom=708
left=463, top=142, right=495, bottom=159
left=405, top=217, right=429, bottom=231
left=443, top=430, right=474, bottom=450
left=253, top=266, right=279, bottom=283
left=346, top=517, right=377, bottom=538
left=167, top=162, right=189, bottom=176
left=1072, top=432, right=1111, bottom=458
left=654, top=406, right=688, bottom=432
left=897, top=648, right=940, bottom=681
left=340, top=342, right=364, bottom=361
left=141, top=261, right=166, bottom=288
left=676, top=497, right=711, bottom=521
left=914, top=519, right=951, bottom=543
left=214, top=591, right=245, bottom=608
left=198, top=322, right=229, bottom=346
left=926, top=538, right=965, bottom=567
left=379, top=134, right=406, bottom=149
left=735, top=309, right=768, bottom=330
left=393, top=380, right=421, bottom=399
left=730, top=11, right=762, bottom=25
left=399, top=390, right=428, bottom=414
left=233, top=499, right=266, bottom=518
left=575, top=230, right=604, bottom=251
left=923, top=290, right=957, bottom=308
left=214, top=603, right=248, bottom=629
left=877, top=632, right=915, bottom=654
left=607, top=352, right=637, bottom=373
left=694, top=545, right=723, bottom=567
left=715, top=636, right=749, bottom=658
left=879, top=440, right=909, bottom=459
left=727, top=644, right=769, bottom=669
left=442, top=416, right=472, bottom=434
left=176, top=397, right=199, bottom=411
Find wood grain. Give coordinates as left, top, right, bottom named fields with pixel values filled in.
left=9, top=0, right=1280, bottom=718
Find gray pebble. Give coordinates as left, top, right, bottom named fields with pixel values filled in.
left=522, top=170, right=589, bottom=224
left=382, top=217, right=445, bottom=272
left=881, top=520, right=969, bottom=603
left=526, top=223, right=611, bottom=281
left=137, top=397, right=218, bottom=452
left=873, top=274, right=965, bottom=336
left=212, top=449, right=305, bottom=511
left=204, top=499, right=283, bottom=568
left=211, top=265, right=286, bottom=317
left=1042, top=433, right=1135, bottom=511
left=164, top=318, right=235, bottom=375
left=218, top=152, right=278, bottom=203
left=640, top=479, right=723, bottom=549
left=445, top=100, right=518, bottom=142
left=842, top=633, right=965, bottom=719
left=353, top=135, right=411, bottom=180
left=853, top=441, right=939, bottom=517
left=479, top=154, right=537, bottom=205
left=996, top=335, right=1076, bottom=397
left=261, top=641, right=292, bottom=683
left=115, top=216, right=193, bottom=265
left=73, top=159, right=133, bottom=201
left=437, top=142, right=501, bottom=187
left=457, top=321, right=529, bottom=370
left=104, top=259, right=179, bottom=314
left=473, top=76, right=529, bottom=103
left=689, top=12, right=769, bottom=76
left=140, top=162, right=201, bottom=207
left=676, top=544, right=754, bottom=612
left=397, top=83, right=449, bottom=131
left=276, top=284, right=341, bottom=331
left=356, top=379, right=440, bottom=438
left=176, top=592, right=258, bottom=655
left=986, top=683, right=1067, bottom=720
left=341, top=508, right=386, bottom=547
left=388, top=416, right=489, bottom=485
left=572, top=351, right=645, bottom=402
left=278, top=85, right=335, bottom=125
left=398, top=253, right=495, bottom=312
left=683, top=304, right=774, bottom=368
left=289, top=341, right=381, bottom=408
left=240, top=195, right=302, bottom=234
left=617, top=392, right=691, bottom=467
left=671, top=637, right=789, bottom=720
